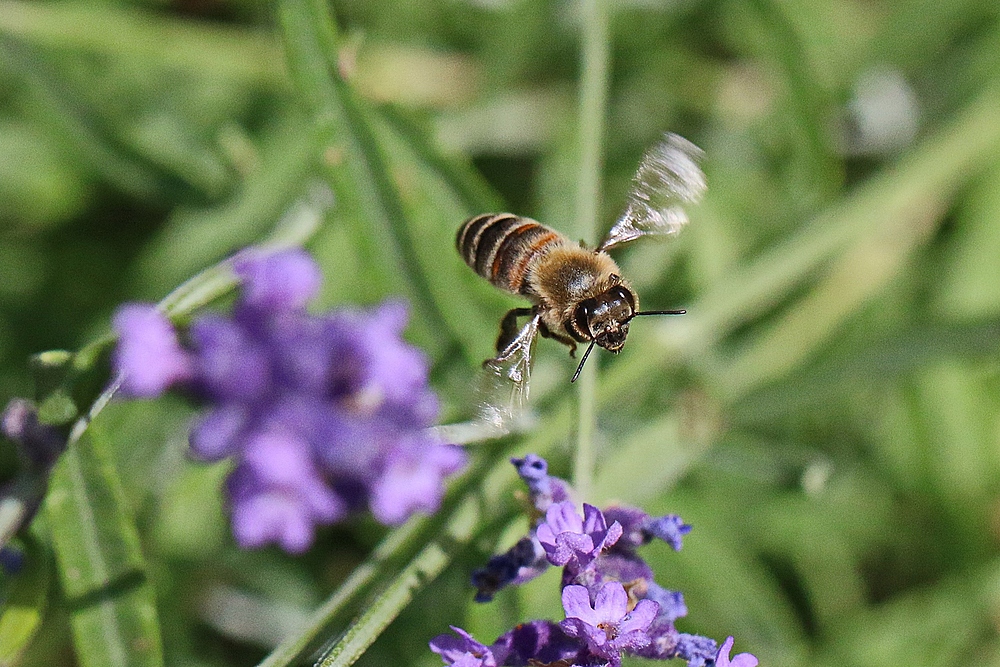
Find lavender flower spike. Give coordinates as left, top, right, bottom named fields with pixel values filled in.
left=113, top=248, right=466, bottom=553
left=715, top=637, right=758, bottom=667
left=471, top=535, right=548, bottom=602
left=560, top=582, right=659, bottom=666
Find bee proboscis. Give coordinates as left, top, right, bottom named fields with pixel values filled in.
left=458, top=133, right=706, bottom=423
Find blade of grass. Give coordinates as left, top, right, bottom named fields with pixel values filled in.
left=276, top=0, right=463, bottom=359
left=0, top=0, right=284, bottom=84
left=745, top=0, right=843, bottom=201
left=709, top=79, right=1000, bottom=399
left=0, top=36, right=184, bottom=201
left=45, top=422, right=162, bottom=667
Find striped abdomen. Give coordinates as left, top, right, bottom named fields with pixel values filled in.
left=457, top=214, right=566, bottom=295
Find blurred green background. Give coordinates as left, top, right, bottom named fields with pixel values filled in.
left=3, top=0, right=1000, bottom=665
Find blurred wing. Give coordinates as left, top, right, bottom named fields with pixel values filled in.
left=476, top=314, right=540, bottom=432
left=598, top=133, right=706, bottom=252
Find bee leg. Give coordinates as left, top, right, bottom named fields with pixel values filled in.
left=496, top=308, right=535, bottom=354
left=538, top=322, right=578, bottom=357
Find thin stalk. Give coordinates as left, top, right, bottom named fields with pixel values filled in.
left=572, top=0, right=610, bottom=500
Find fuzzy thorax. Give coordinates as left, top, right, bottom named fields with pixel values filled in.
left=527, top=245, right=634, bottom=339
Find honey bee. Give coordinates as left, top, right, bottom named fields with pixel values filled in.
left=458, top=134, right=706, bottom=420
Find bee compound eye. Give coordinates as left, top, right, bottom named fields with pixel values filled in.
left=573, top=299, right=596, bottom=338
left=610, top=285, right=635, bottom=312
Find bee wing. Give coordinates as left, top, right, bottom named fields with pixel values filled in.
left=476, top=314, right=541, bottom=432
left=597, top=133, right=706, bottom=252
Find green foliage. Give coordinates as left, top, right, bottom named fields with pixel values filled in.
left=1, top=0, right=1000, bottom=665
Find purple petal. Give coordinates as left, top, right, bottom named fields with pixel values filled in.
left=188, top=403, right=248, bottom=461
left=581, top=503, right=608, bottom=533
left=596, top=520, right=623, bottom=553
left=601, top=505, right=650, bottom=548
left=451, top=655, right=484, bottom=667
left=715, top=637, right=758, bottom=667
left=643, top=514, right=692, bottom=551
left=429, top=627, right=496, bottom=667
left=325, top=301, right=432, bottom=411
left=370, top=441, right=467, bottom=525
left=112, top=304, right=192, bottom=397
left=541, top=534, right=593, bottom=568
left=561, top=584, right=598, bottom=625
left=189, top=315, right=271, bottom=401
left=233, top=248, right=322, bottom=314
left=592, top=581, right=628, bottom=624
left=229, top=485, right=315, bottom=553
left=619, top=598, right=659, bottom=635
left=545, top=501, right=584, bottom=534
left=226, top=432, right=346, bottom=553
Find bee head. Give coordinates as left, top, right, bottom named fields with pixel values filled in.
left=569, top=278, right=687, bottom=383
left=573, top=283, right=636, bottom=353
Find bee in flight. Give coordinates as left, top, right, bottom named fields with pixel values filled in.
left=457, top=134, right=706, bottom=422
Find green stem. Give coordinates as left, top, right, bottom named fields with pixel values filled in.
left=256, top=515, right=427, bottom=667
left=572, top=0, right=610, bottom=500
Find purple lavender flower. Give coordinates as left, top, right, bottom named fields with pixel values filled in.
left=559, top=582, right=659, bottom=667
left=112, top=304, right=192, bottom=398
left=369, top=436, right=466, bottom=525
left=511, top=454, right=573, bottom=514
left=642, top=514, right=692, bottom=551
left=471, top=535, right=548, bottom=603
left=601, top=505, right=691, bottom=552
left=232, top=248, right=321, bottom=313
left=112, top=249, right=465, bottom=552
left=715, top=637, right=758, bottom=667
left=2, top=399, right=66, bottom=470
left=492, top=619, right=590, bottom=666
left=536, top=502, right=622, bottom=569
left=449, top=455, right=745, bottom=667
left=227, top=430, right=345, bottom=553
left=673, top=633, right=720, bottom=667
left=430, top=626, right=502, bottom=667
left=645, top=582, right=688, bottom=623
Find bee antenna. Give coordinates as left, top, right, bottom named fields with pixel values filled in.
left=627, top=309, right=686, bottom=322
left=570, top=340, right=598, bottom=383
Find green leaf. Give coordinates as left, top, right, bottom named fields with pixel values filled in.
left=68, top=583, right=162, bottom=667
left=313, top=497, right=482, bottom=667
left=0, top=538, right=50, bottom=665
left=44, top=424, right=162, bottom=667
left=45, top=427, right=144, bottom=598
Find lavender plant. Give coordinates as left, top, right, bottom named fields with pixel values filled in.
left=431, top=455, right=757, bottom=667
left=112, top=248, right=466, bottom=553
